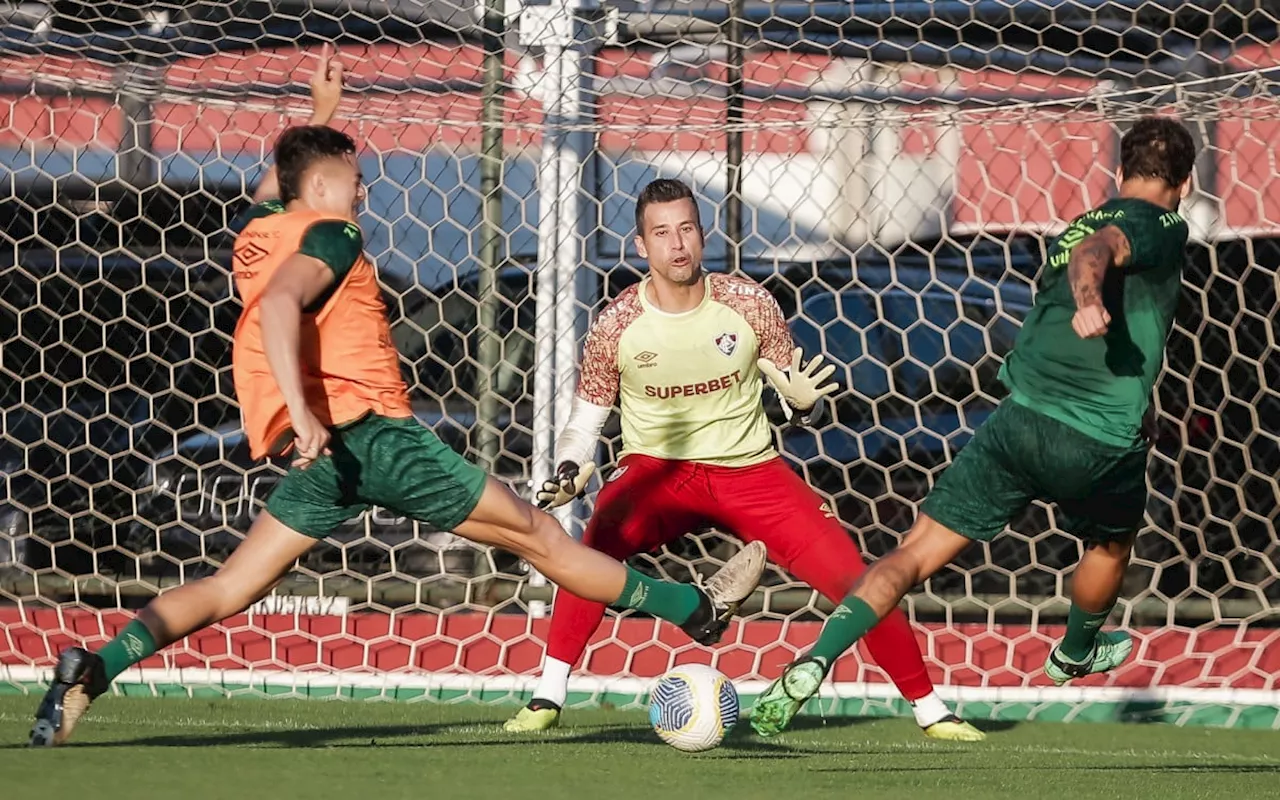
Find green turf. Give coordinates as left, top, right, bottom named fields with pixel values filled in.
left=1, top=696, right=1277, bottom=800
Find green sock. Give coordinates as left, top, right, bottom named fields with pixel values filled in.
left=613, top=567, right=702, bottom=625
left=98, top=619, right=158, bottom=683
left=808, top=596, right=882, bottom=670
left=1059, top=603, right=1112, bottom=662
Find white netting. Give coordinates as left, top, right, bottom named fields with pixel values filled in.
left=1, top=2, right=1277, bottom=723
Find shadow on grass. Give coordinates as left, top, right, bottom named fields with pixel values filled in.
left=4, top=713, right=1011, bottom=753
left=781, top=715, right=1020, bottom=735
left=4, top=721, right=684, bottom=751
left=1087, top=764, right=1280, bottom=774
left=811, top=763, right=1280, bottom=775
left=4, top=724, right=449, bottom=750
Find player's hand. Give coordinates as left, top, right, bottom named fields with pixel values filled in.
left=756, top=347, right=838, bottom=412
left=308, top=43, right=344, bottom=125
left=289, top=408, right=332, bottom=470
left=535, top=461, right=596, bottom=509
left=1072, top=305, right=1111, bottom=339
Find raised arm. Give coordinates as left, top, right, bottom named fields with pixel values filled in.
left=253, top=44, right=345, bottom=204
left=1067, top=225, right=1132, bottom=340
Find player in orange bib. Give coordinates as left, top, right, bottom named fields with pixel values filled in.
left=503, top=179, right=984, bottom=741
left=28, top=48, right=766, bottom=747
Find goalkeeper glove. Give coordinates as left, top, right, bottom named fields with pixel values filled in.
left=757, top=347, right=839, bottom=414
left=535, top=460, right=596, bottom=509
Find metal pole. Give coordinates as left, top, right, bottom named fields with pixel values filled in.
left=475, top=0, right=507, bottom=472
left=117, top=10, right=166, bottom=197
left=117, top=69, right=162, bottom=204
left=521, top=0, right=603, bottom=613
left=552, top=0, right=598, bottom=542
left=526, top=15, right=568, bottom=605
left=724, top=0, right=745, bottom=274
left=118, top=82, right=157, bottom=193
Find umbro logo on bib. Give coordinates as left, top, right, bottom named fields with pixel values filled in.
left=715, top=332, right=738, bottom=357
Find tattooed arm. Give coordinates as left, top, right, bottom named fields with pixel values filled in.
left=1067, top=225, right=1131, bottom=339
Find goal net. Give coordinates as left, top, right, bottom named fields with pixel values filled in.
left=1, top=2, right=1277, bottom=729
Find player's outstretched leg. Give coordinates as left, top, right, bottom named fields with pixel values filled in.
left=505, top=460, right=693, bottom=733
left=1045, top=537, right=1135, bottom=685
left=30, top=513, right=316, bottom=746
left=750, top=514, right=969, bottom=737
left=454, top=477, right=766, bottom=652
left=786, top=544, right=984, bottom=741
left=717, top=460, right=984, bottom=741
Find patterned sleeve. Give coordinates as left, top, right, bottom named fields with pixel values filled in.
left=712, top=274, right=794, bottom=367
left=576, top=301, right=626, bottom=407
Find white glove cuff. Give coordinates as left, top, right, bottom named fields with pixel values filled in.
left=554, top=397, right=612, bottom=467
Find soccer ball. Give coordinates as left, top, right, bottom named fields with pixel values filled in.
left=648, top=663, right=739, bottom=752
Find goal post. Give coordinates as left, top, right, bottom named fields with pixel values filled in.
left=1, top=3, right=1278, bottom=729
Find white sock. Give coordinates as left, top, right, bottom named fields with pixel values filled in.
left=531, top=657, right=572, bottom=708
left=909, top=691, right=952, bottom=728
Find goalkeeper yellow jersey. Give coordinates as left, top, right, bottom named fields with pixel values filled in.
left=577, top=272, right=795, bottom=467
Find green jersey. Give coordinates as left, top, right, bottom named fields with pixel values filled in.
left=999, top=197, right=1189, bottom=448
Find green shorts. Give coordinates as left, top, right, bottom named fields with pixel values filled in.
left=265, top=414, right=488, bottom=538
left=920, top=399, right=1148, bottom=544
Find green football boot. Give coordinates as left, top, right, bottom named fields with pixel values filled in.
left=1045, top=630, right=1134, bottom=686
left=749, top=658, right=825, bottom=737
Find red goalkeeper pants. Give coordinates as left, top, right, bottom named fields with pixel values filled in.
left=544, top=453, right=935, bottom=702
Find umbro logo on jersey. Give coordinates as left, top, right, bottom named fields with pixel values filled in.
left=635, top=351, right=658, bottom=368
left=607, top=465, right=629, bottom=482
left=715, top=332, right=738, bottom=357
left=233, top=241, right=270, bottom=278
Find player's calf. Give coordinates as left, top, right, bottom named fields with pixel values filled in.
left=1046, top=537, right=1135, bottom=685
left=29, top=513, right=316, bottom=746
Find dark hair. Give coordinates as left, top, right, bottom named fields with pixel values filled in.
left=635, top=178, right=697, bottom=233
left=1119, top=116, right=1197, bottom=189
left=275, top=125, right=358, bottom=204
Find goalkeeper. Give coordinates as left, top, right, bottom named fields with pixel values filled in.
left=504, top=178, right=983, bottom=742
left=750, top=116, right=1197, bottom=737
left=28, top=47, right=767, bottom=747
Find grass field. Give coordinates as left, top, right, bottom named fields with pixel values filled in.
left=2, top=696, right=1278, bottom=800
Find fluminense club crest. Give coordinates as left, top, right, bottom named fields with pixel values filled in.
left=714, top=332, right=738, bottom=357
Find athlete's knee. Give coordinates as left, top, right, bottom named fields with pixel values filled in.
left=501, top=507, right=562, bottom=563
left=873, top=546, right=930, bottom=591
left=895, top=513, right=971, bottom=582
